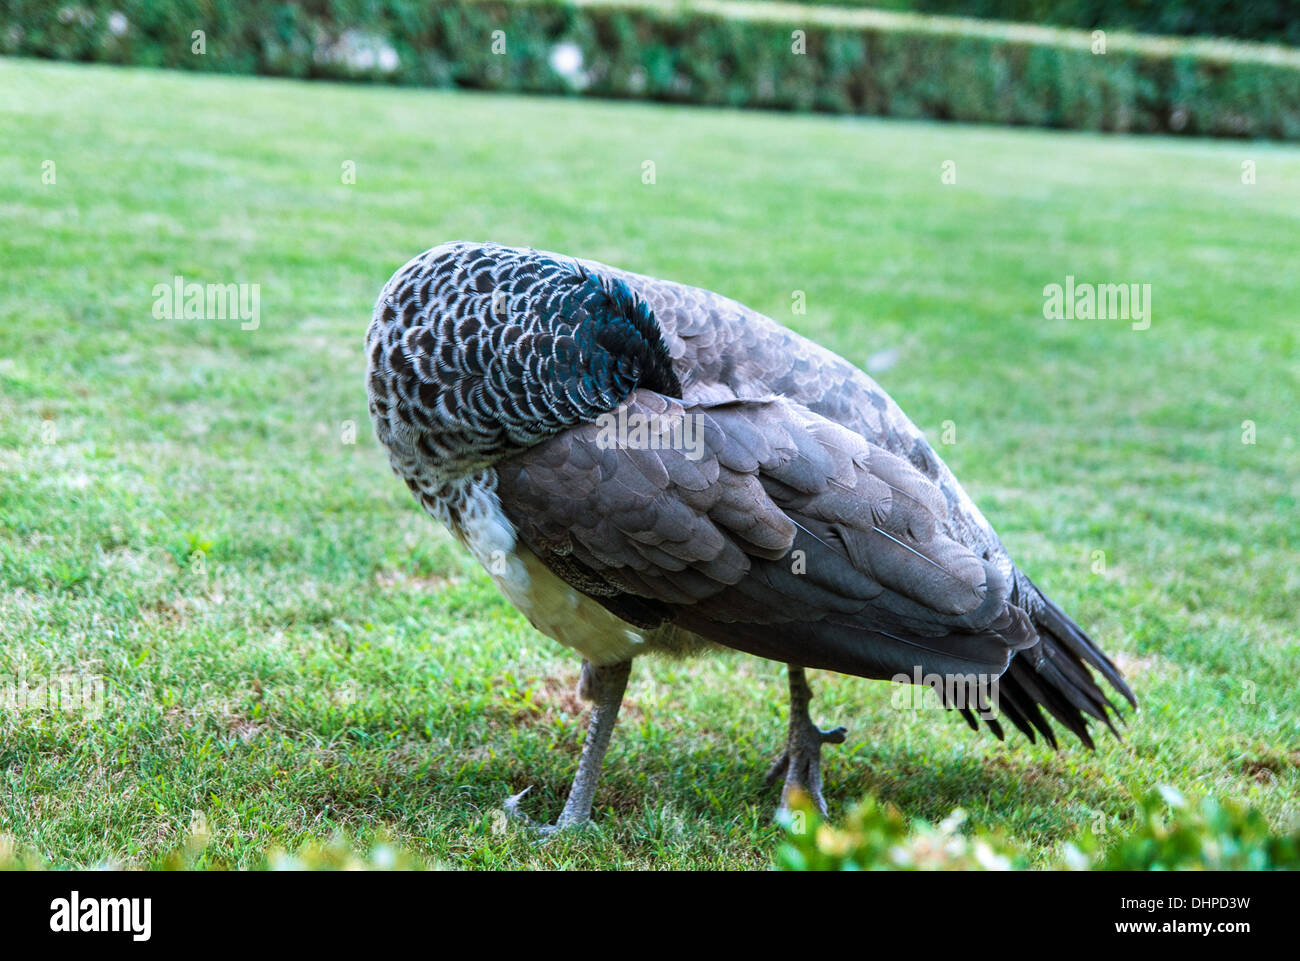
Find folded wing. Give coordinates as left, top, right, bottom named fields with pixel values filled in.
left=495, top=390, right=1039, bottom=684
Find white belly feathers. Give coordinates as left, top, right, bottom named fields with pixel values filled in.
left=445, top=473, right=650, bottom=666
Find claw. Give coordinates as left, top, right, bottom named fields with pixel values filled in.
left=769, top=747, right=836, bottom=818
left=500, top=787, right=565, bottom=837
left=767, top=729, right=845, bottom=818
left=767, top=667, right=847, bottom=818
left=502, top=785, right=534, bottom=822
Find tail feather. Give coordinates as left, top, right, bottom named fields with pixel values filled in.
left=1029, top=576, right=1136, bottom=708
left=996, top=674, right=1059, bottom=747
left=1008, top=654, right=1097, bottom=748
left=960, top=574, right=1135, bottom=749
left=987, top=692, right=1037, bottom=744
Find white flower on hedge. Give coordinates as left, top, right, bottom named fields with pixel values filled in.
left=316, top=30, right=400, bottom=75
left=59, top=5, right=93, bottom=26
left=108, top=11, right=128, bottom=35
left=549, top=42, right=587, bottom=89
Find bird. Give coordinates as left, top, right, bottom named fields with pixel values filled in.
left=365, top=240, right=1136, bottom=828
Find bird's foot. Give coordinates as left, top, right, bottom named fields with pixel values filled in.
left=500, top=786, right=590, bottom=836
left=764, top=721, right=847, bottom=818
left=501, top=786, right=549, bottom=832
left=498, top=659, right=631, bottom=837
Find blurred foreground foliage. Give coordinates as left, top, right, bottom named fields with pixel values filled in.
left=0, top=830, right=436, bottom=870
left=7, top=787, right=1291, bottom=870
left=776, top=786, right=1300, bottom=870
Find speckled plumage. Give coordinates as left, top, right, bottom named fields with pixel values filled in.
left=367, top=241, right=1135, bottom=794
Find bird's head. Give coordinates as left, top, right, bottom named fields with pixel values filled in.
left=365, top=243, right=680, bottom=496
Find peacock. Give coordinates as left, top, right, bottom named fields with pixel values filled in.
left=365, top=241, right=1136, bottom=828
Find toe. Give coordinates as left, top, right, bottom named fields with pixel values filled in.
left=764, top=751, right=790, bottom=785
left=819, top=725, right=848, bottom=744
left=503, top=785, right=534, bottom=821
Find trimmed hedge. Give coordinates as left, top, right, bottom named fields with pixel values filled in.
left=4, top=0, right=1300, bottom=139
left=753, top=1, right=1300, bottom=49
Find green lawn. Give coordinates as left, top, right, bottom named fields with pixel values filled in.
left=1, top=57, right=1297, bottom=870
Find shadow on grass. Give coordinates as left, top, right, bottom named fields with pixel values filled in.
left=829, top=743, right=1130, bottom=842
left=246, top=702, right=1129, bottom=860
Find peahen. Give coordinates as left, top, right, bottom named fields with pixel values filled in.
left=365, top=241, right=1136, bottom=828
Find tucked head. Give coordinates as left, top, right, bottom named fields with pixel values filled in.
left=366, top=242, right=681, bottom=494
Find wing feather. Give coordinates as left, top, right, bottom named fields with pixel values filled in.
left=495, top=389, right=1036, bottom=682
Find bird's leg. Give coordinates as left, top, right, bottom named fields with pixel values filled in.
left=555, top=658, right=632, bottom=827
left=504, top=658, right=632, bottom=832
left=765, top=665, right=847, bottom=818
